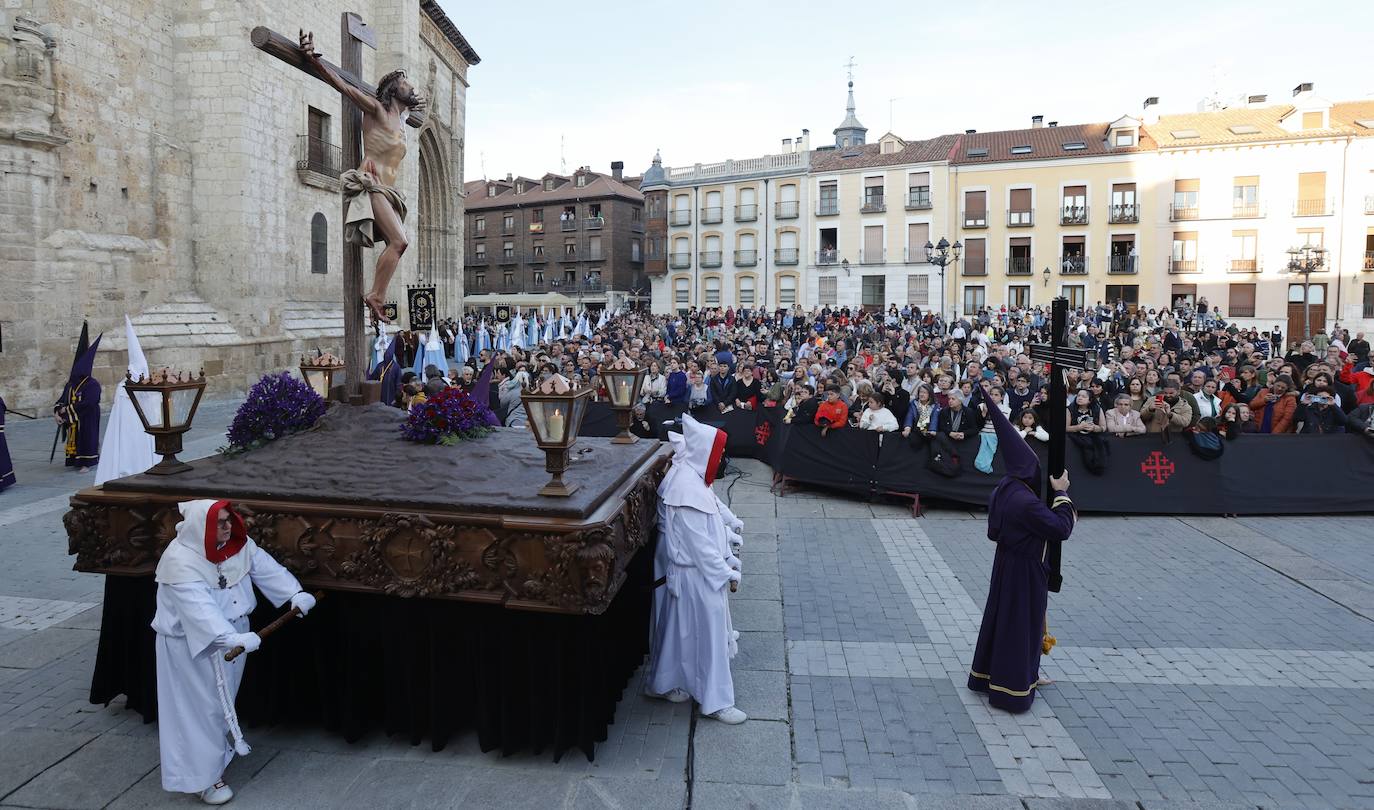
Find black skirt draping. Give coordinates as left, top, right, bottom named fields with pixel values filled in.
left=86, top=545, right=654, bottom=761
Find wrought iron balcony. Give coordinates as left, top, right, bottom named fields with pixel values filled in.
left=734, top=249, right=757, bottom=266
left=1108, top=255, right=1137, bottom=274
left=860, top=248, right=885, bottom=264
left=668, top=210, right=691, bottom=226
left=1007, top=209, right=1034, bottom=227
left=1294, top=198, right=1332, bottom=217
left=861, top=195, right=886, bottom=214
left=1228, top=258, right=1260, bottom=273
left=700, top=207, right=723, bottom=224
left=1169, top=204, right=1199, bottom=221
left=903, top=247, right=930, bottom=264
left=668, top=252, right=691, bottom=269
left=584, top=216, right=604, bottom=230
left=501, top=223, right=516, bottom=236
left=962, top=211, right=987, bottom=229
left=1007, top=257, right=1033, bottom=276
left=559, top=249, right=579, bottom=262
left=1169, top=259, right=1200, bottom=274
left=630, top=220, right=644, bottom=233
left=468, top=254, right=489, bottom=266
left=1109, top=204, right=1139, bottom=224
left=497, top=252, right=517, bottom=264
left=775, top=248, right=799, bottom=265
left=816, top=200, right=839, bottom=216
left=1231, top=204, right=1262, bottom=219
left=586, top=250, right=605, bottom=262
left=560, top=218, right=578, bottom=231
left=1059, top=255, right=1088, bottom=275
left=1060, top=205, right=1088, bottom=225
left=775, top=200, right=800, bottom=219
left=528, top=222, right=544, bottom=233
left=963, top=257, right=987, bottom=276
left=296, top=135, right=341, bottom=178
left=580, top=281, right=606, bottom=294
left=816, top=249, right=840, bottom=265
left=735, top=204, right=757, bottom=222
left=906, top=190, right=932, bottom=210
left=527, top=252, right=547, bottom=264
left=699, top=251, right=722, bottom=268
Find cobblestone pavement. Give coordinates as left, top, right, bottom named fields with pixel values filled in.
left=1, top=407, right=1372, bottom=809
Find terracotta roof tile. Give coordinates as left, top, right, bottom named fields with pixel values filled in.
left=464, top=171, right=643, bottom=210
left=951, top=122, right=1153, bottom=165
left=809, top=134, right=960, bottom=172
left=1147, top=101, right=1374, bottom=147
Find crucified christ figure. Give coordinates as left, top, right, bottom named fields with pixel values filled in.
left=300, top=30, right=426, bottom=325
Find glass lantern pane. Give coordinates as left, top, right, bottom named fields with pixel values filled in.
left=526, top=400, right=564, bottom=444
left=304, top=370, right=328, bottom=398
left=170, top=388, right=199, bottom=427
left=608, top=374, right=632, bottom=407
left=131, top=389, right=165, bottom=428
left=569, top=393, right=592, bottom=437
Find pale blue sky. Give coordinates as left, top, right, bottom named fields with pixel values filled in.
left=443, top=0, right=1374, bottom=183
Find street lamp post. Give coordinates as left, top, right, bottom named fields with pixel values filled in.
left=924, top=237, right=962, bottom=327
left=1285, top=243, right=1326, bottom=340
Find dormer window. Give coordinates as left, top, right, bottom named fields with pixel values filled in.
left=516, top=181, right=525, bottom=193
left=1301, top=110, right=1325, bottom=130
left=1010, top=145, right=1032, bottom=155
left=487, top=185, right=496, bottom=197
left=881, top=141, right=895, bottom=154
left=544, top=179, right=554, bottom=191
left=1114, top=130, right=1135, bottom=147
left=576, top=174, right=587, bottom=188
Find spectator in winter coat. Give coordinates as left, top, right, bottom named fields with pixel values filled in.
left=1247, top=375, right=1299, bottom=434
left=1140, top=382, right=1194, bottom=433
left=1105, top=394, right=1147, bottom=436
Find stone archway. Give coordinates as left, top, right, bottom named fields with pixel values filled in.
left=416, top=127, right=455, bottom=313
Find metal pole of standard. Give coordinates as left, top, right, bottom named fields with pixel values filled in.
left=1044, top=296, right=1069, bottom=592
left=1302, top=266, right=1312, bottom=341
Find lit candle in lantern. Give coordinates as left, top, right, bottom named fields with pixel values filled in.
left=617, top=378, right=629, bottom=405
left=547, top=407, right=565, bottom=442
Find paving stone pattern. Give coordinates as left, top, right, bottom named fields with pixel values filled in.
left=2, top=414, right=1373, bottom=809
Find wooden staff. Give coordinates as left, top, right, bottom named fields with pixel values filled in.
left=224, top=591, right=325, bottom=662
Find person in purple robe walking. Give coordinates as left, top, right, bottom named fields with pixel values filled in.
left=0, top=395, right=15, bottom=492
left=368, top=336, right=402, bottom=408
left=54, top=333, right=103, bottom=471
left=967, top=384, right=1076, bottom=713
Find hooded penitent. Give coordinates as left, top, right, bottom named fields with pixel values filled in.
left=155, top=499, right=254, bottom=590
left=976, top=384, right=1040, bottom=485
left=469, top=360, right=503, bottom=427
left=95, top=316, right=158, bottom=485
left=0, top=396, right=15, bottom=492
left=658, top=414, right=728, bottom=513
left=57, top=332, right=103, bottom=468
left=368, top=336, right=401, bottom=407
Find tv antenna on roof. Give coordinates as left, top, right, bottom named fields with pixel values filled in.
left=560, top=134, right=566, bottom=175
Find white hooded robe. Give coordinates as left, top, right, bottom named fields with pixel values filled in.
left=646, top=415, right=745, bottom=715
left=151, top=499, right=303, bottom=793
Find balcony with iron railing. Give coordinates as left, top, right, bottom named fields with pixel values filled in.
left=1231, top=203, right=1263, bottom=219
left=700, top=207, right=723, bottom=224
left=962, top=210, right=987, bottom=229
left=906, top=190, right=932, bottom=210
left=296, top=134, right=342, bottom=179
left=468, top=254, right=489, bottom=266
left=734, top=249, right=757, bottom=266
left=585, top=249, right=605, bottom=262
left=559, top=249, right=579, bottom=262
left=527, top=252, right=547, bottom=263
left=1059, top=255, right=1088, bottom=275
left=668, top=210, right=691, bottom=226
left=584, top=216, right=604, bottom=230
left=630, top=220, right=644, bottom=233
left=1007, top=209, right=1034, bottom=227
left=1169, top=259, right=1200, bottom=274
left=860, top=248, right=885, bottom=264
left=775, top=200, right=800, bottom=219
left=735, top=204, right=757, bottom=222
left=560, top=218, right=578, bottom=231
left=1364, top=250, right=1374, bottom=271
left=1007, top=257, right=1033, bottom=276
left=528, top=222, right=544, bottom=234
left=816, top=200, right=839, bottom=216
left=963, top=257, right=988, bottom=276
left=497, top=251, right=518, bottom=264
left=902, top=247, right=930, bottom=263
left=1108, top=255, right=1138, bottom=274
left=669, top=252, right=691, bottom=269
left=501, top=223, right=516, bottom=236
left=1228, top=258, right=1261, bottom=273
left=699, top=251, right=722, bottom=268
left=861, top=195, right=886, bottom=214
left=1169, top=204, right=1199, bottom=221
left=1109, top=203, right=1139, bottom=224
left=580, top=281, right=606, bottom=294
left=1060, top=205, right=1088, bottom=225
left=817, top=248, right=840, bottom=265
left=1294, top=198, right=1333, bottom=217
left=775, top=248, right=799, bottom=265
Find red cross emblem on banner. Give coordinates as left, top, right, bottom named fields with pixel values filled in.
left=1140, top=451, right=1175, bottom=485
left=754, top=421, right=772, bottom=446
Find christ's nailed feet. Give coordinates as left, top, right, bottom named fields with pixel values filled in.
left=363, top=293, right=391, bottom=325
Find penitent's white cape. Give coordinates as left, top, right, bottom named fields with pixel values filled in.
left=151, top=499, right=302, bottom=794
left=94, top=316, right=157, bottom=485
left=646, top=415, right=745, bottom=715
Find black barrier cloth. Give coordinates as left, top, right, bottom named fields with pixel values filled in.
left=87, top=545, right=654, bottom=761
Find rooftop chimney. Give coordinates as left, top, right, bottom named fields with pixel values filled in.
left=611, top=161, right=623, bottom=181
left=965, top=129, right=976, bottom=134
left=782, top=138, right=793, bottom=153
left=1047, top=121, right=1057, bottom=128
left=1142, top=96, right=1160, bottom=125
left=1031, top=115, right=1044, bottom=129
left=800, top=129, right=811, bottom=151
left=1247, top=94, right=1267, bottom=104
left=1293, top=82, right=1313, bottom=96
left=505, top=172, right=513, bottom=182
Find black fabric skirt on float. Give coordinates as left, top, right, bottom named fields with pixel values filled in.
left=87, top=545, right=653, bottom=761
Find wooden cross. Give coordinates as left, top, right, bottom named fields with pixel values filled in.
left=250, top=15, right=422, bottom=402
left=1028, top=298, right=1095, bottom=593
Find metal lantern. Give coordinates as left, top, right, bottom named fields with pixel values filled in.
left=300, top=352, right=345, bottom=400
left=124, top=368, right=208, bottom=475
left=600, top=357, right=646, bottom=444
left=521, top=375, right=594, bottom=497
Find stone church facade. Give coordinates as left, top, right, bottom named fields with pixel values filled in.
left=0, top=1, right=476, bottom=410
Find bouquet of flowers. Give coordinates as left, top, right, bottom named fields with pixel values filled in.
left=400, top=386, right=496, bottom=445
left=222, top=372, right=327, bottom=455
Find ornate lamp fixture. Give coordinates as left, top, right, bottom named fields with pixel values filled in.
left=600, top=356, right=646, bottom=444
left=300, top=352, right=345, bottom=400
left=521, top=375, right=594, bottom=496
left=124, top=368, right=208, bottom=475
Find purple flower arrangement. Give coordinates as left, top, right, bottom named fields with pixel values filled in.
left=400, top=386, right=496, bottom=445
left=222, top=372, right=327, bottom=455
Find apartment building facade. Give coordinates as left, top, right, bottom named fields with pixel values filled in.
left=462, top=165, right=648, bottom=314
left=642, top=142, right=811, bottom=313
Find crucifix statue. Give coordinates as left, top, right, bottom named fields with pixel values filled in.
left=1028, top=297, right=1095, bottom=592
left=250, top=15, right=426, bottom=399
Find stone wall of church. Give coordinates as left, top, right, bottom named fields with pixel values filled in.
left=0, top=1, right=469, bottom=412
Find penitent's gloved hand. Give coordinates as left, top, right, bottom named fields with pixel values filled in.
left=224, top=632, right=261, bottom=655
left=290, top=592, right=317, bottom=617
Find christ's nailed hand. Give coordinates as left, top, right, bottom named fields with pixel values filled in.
left=1050, top=471, right=1070, bottom=492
